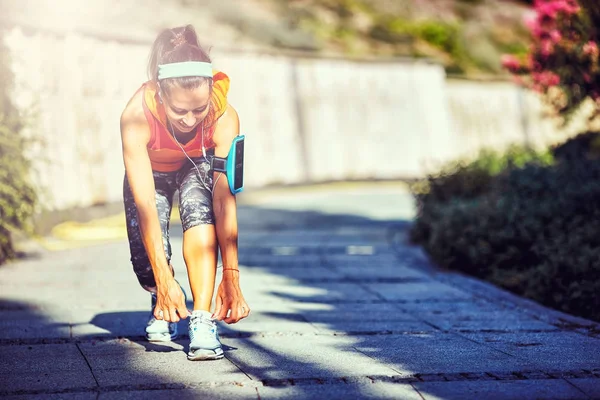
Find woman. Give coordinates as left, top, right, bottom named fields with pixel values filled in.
left=119, top=24, right=250, bottom=361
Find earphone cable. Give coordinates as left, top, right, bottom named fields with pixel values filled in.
left=167, top=119, right=216, bottom=195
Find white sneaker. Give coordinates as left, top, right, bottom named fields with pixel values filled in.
left=187, top=310, right=224, bottom=361
left=145, top=293, right=178, bottom=342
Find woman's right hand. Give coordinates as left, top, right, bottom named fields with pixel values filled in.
left=154, top=279, right=190, bottom=322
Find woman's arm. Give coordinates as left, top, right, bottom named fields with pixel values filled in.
left=211, top=104, right=250, bottom=324
left=120, top=93, right=188, bottom=322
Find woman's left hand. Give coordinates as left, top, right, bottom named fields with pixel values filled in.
left=212, top=270, right=250, bottom=324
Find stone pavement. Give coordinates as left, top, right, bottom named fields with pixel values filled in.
left=1, top=182, right=599, bottom=399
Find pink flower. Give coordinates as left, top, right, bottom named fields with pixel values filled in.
left=583, top=41, right=599, bottom=59
left=525, top=16, right=542, bottom=36
left=549, top=30, right=562, bottom=43
left=528, top=0, right=580, bottom=41
left=583, top=73, right=591, bottom=83
left=539, top=40, right=554, bottom=57
left=501, top=55, right=522, bottom=71
left=557, top=0, right=579, bottom=14
left=532, top=71, right=561, bottom=87
left=546, top=73, right=561, bottom=86
left=534, top=0, right=579, bottom=19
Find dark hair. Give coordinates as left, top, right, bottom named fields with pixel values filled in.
left=147, top=25, right=212, bottom=95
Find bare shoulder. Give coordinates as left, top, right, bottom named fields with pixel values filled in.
left=213, top=104, right=240, bottom=149
left=121, top=87, right=146, bottom=127
left=120, top=86, right=150, bottom=145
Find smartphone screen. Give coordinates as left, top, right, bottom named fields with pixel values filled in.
left=234, top=138, right=244, bottom=191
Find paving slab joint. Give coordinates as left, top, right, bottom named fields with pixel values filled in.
left=414, top=373, right=447, bottom=382
left=520, top=371, right=553, bottom=380
left=458, top=372, right=492, bottom=381
left=511, top=372, right=528, bottom=380
left=0, top=381, right=262, bottom=398
left=489, top=372, right=531, bottom=381
left=552, top=370, right=597, bottom=379
left=0, top=387, right=100, bottom=398
left=261, top=379, right=295, bottom=387
left=341, top=376, right=374, bottom=385
left=443, top=373, right=468, bottom=381
left=75, top=342, right=100, bottom=387
left=391, top=375, right=421, bottom=383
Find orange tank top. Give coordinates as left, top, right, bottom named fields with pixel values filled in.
left=141, top=70, right=230, bottom=172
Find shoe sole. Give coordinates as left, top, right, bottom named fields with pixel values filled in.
left=187, top=348, right=224, bottom=361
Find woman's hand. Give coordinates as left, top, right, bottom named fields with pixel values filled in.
left=154, top=278, right=190, bottom=323
left=212, top=270, right=250, bottom=324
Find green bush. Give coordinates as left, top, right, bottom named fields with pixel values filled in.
left=369, top=17, right=413, bottom=44
left=551, top=131, right=600, bottom=163
left=410, top=145, right=553, bottom=207
left=0, top=34, right=37, bottom=265
left=409, top=145, right=552, bottom=246
left=409, top=141, right=600, bottom=322
left=415, top=21, right=460, bottom=54
left=370, top=18, right=463, bottom=56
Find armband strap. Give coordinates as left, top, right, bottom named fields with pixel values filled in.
left=212, top=157, right=227, bottom=173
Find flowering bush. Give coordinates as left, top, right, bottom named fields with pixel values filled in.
left=502, top=0, right=600, bottom=119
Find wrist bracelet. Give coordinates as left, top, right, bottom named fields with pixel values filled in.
left=222, top=268, right=240, bottom=272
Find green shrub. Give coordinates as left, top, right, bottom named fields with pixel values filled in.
left=370, top=18, right=464, bottom=57
left=415, top=21, right=460, bottom=54
left=410, top=145, right=552, bottom=246
left=0, top=34, right=37, bottom=265
left=410, top=145, right=553, bottom=207
left=410, top=142, right=600, bottom=323
left=551, top=131, right=600, bottom=163
left=369, top=17, right=413, bottom=44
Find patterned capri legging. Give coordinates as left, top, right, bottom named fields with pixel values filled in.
left=123, top=157, right=215, bottom=292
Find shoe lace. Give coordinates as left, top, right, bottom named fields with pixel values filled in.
left=189, top=314, right=217, bottom=341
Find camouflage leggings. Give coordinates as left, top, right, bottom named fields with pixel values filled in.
left=123, top=157, right=215, bottom=292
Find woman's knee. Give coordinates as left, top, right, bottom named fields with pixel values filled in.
left=183, top=225, right=217, bottom=256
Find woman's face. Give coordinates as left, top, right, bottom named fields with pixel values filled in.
left=162, top=82, right=210, bottom=133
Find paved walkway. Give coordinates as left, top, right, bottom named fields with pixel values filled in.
left=1, top=183, right=599, bottom=399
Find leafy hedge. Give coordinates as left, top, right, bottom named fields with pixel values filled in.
left=0, top=34, right=36, bottom=265
left=409, top=139, right=600, bottom=323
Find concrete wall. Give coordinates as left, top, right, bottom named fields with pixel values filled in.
left=3, top=27, right=584, bottom=212
left=445, top=79, right=592, bottom=158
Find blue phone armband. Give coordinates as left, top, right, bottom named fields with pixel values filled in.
left=211, top=135, right=245, bottom=194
